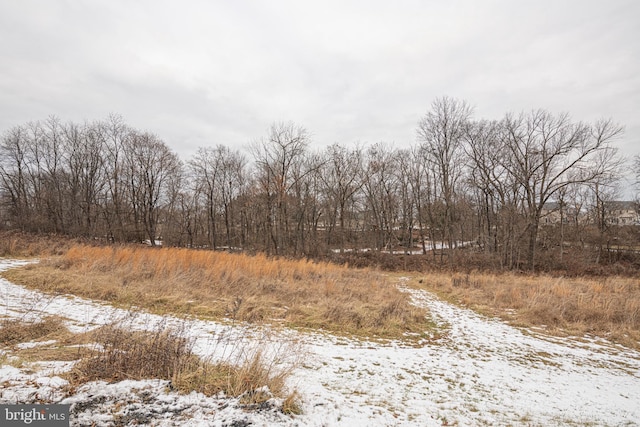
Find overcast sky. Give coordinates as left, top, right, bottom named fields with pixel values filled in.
left=1, top=0, right=638, bottom=191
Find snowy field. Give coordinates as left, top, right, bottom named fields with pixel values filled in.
left=1, top=258, right=639, bottom=426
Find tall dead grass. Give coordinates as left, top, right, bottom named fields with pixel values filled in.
left=170, top=331, right=302, bottom=405
left=69, top=324, right=192, bottom=384
left=412, top=272, right=640, bottom=348
left=68, top=323, right=298, bottom=403
left=2, top=244, right=431, bottom=342
left=0, top=230, right=77, bottom=257
left=71, top=320, right=302, bottom=406
left=0, top=316, right=299, bottom=406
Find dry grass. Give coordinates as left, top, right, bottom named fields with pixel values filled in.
left=410, top=272, right=640, bottom=348
left=281, top=390, right=303, bottom=415
left=0, top=230, right=77, bottom=258
left=67, top=324, right=193, bottom=385
left=171, top=342, right=298, bottom=402
left=2, top=244, right=432, bottom=342
left=66, top=322, right=301, bottom=405
left=0, top=316, right=68, bottom=347
left=0, top=316, right=90, bottom=366
left=1, top=316, right=301, bottom=407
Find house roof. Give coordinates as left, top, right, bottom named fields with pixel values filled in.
left=604, top=201, right=638, bottom=211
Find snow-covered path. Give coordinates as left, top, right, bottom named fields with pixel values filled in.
left=295, top=280, right=640, bottom=426
left=1, top=259, right=639, bottom=426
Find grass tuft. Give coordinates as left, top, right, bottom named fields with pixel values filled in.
left=65, top=321, right=301, bottom=404
left=67, top=325, right=191, bottom=385
left=281, top=390, right=303, bottom=415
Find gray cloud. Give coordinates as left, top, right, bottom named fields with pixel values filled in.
left=1, top=0, right=638, bottom=193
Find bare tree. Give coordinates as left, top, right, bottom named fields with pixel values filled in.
left=361, top=143, right=399, bottom=251
left=289, top=151, right=325, bottom=255
left=417, top=96, right=472, bottom=262
left=395, top=148, right=417, bottom=253
left=0, top=125, right=30, bottom=230
left=189, top=145, right=247, bottom=250
left=319, top=143, right=364, bottom=252
left=1, top=118, right=107, bottom=237
left=502, top=111, right=623, bottom=269
left=250, top=122, right=310, bottom=254
left=189, top=146, right=225, bottom=250
left=406, top=144, right=434, bottom=255
left=101, top=114, right=131, bottom=242
left=124, top=131, right=182, bottom=245
left=464, top=119, right=502, bottom=253
left=78, top=121, right=107, bottom=237
left=39, top=116, right=67, bottom=233
left=60, top=120, right=106, bottom=236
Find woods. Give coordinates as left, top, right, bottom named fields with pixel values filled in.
left=0, top=98, right=634, bottom=271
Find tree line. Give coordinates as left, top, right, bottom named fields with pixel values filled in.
left=0, top=97, right=629, bottom=270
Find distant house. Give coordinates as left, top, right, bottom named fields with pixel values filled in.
left=541, top=202, right=561, bottom=224
left=541, top=200, right=639, bottom=226
left=604, top=201, right=640, bottom=225
left=540, top=202, right=582, bottom=225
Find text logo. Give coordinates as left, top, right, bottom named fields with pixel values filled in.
left=1, top=405, right=69, bottom=426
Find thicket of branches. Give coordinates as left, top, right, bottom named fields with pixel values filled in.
left=0, top=97, right=633, bottom=270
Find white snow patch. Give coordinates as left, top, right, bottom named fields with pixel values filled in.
left=15, top=339, right=58, bottom=350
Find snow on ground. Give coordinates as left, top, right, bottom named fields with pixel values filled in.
left=330, top=241, right=475, bottom=255
left=1, top=258, right=639, bottom=426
